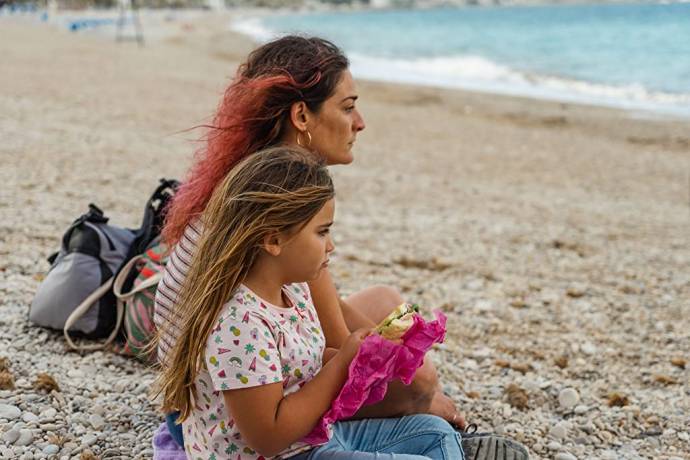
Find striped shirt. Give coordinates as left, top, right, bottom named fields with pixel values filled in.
left=153, top=220, right=203, bottom=366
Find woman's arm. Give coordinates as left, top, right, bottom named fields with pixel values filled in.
left=308, top=269, right=353, bottom=349
left=223, top=330, right=370, bottom=457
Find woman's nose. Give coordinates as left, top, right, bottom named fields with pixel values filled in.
left=353, top=109, right=365, bottom=132
left=326, top=236, right=335, bottom=253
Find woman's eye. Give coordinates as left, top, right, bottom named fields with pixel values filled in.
left=319, top=229, right=330, bottom=236
left=345, top=106, right=355, bottom=113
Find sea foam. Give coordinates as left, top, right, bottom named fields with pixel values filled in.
left=230, top=10, right=690, bottom=119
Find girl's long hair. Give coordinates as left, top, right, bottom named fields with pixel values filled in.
left=153, top=146, right=334, bottom=421
left=162, top=36, right=348, bottom=245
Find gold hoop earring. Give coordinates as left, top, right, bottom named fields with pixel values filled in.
left=296, top=130, right=313, bottom=148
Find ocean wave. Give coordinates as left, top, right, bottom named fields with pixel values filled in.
left=230, top=16, right=690, bottom=118
left=229, top=15, right=276, bottom=42
left=349, top=53, right=690, bottom=117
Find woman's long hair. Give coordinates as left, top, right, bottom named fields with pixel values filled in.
left=153, top=146, right=335, bottom=421
left=163, top=36, right=348, bottom=244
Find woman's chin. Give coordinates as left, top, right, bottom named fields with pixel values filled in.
left=338, top=152, right=355, bottom=165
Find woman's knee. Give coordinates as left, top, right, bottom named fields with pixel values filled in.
left=408, top=414, right=456, bottom=435
left=345, top=285, right=405, bottom=325
left=372, top=284, right=405, bottom=309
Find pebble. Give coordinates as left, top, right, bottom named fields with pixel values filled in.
left=67, top=369, right=84, bottom=378
left=41, top=408, right=57, bottom=419
left=21, top=412, right=39, bottom=423
left=574, top=405, right=588, bottom=414
left=42, top=444, right=60, bottom=456
left=19, top=452, right=34, bottom=460
left=558, top=388, right=580, bottom=409
left=0, top=446, right=16, bottom=459
left=0, top=404, right=21, bottom=420
left=598, top=451, right=618, bottom=460
left=81, top=433, right=97, bottom=446
left=580, top=342, right=597, bottom=355
left=92, top=404, right=106, bottom=416
left=2, top=428, right=21, bottom=444
left=89, top=413, right=105, bottom=430
left=15, top=429, right=34, bottom=446
left=555, top=453, right=577, bottom=460
left=549, top=422, right=568, bottom=439
left=547, top=441, right=562, bottom=451
left=580, top=422, right=595, bottom=434
left=41, top=423, right=58, bottom=432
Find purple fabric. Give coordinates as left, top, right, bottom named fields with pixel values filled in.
left=152, top=422, right=187, bottom=460
left=303, top=310, right=447, bottom=445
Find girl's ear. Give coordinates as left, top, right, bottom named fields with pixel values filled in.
left=261, top=232, right=283, bottom=257
left=289, top=101, right=311, bottom=132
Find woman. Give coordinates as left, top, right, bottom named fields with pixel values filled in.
left=154, top=35, right=528, bottom=459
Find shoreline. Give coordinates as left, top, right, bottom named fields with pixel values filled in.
left=228, top=6, right=690, bottom=121
left=1, top=12, right=689, bottom=460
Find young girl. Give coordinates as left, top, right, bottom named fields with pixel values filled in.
left=153, top=147, right=464, bottom=459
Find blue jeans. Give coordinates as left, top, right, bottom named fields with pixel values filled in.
left=288, top=415, right=464, bottom=460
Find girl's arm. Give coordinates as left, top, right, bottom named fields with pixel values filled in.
left=222, top=329, right=370, bottom=458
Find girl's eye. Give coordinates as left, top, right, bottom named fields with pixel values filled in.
left=344, top=106, right=355, bottom=113
left=319, top=229, right=330, bottom=236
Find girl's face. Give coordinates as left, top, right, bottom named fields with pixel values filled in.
left=308, top=71, right=366, bottom=166
left=279, top=198, right=336, bottom=282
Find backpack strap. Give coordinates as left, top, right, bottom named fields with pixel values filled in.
left=116, top=179, right=179, bottom=292
left=112, top=254, right=162, bottom=299
left=130, top=178, right=180, bottom=256
left=63, top=277, right=124, bottom=351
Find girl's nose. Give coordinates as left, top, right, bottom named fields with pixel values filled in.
left=326, top=236, right=335, bottom=253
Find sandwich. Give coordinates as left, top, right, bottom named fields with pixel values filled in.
left=375, top=303, right=420, bottom=341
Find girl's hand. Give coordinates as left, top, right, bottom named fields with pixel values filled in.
left=337, top=328, right=372, bottom=364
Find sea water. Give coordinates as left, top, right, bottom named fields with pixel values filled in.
left=232, top=3, right=690, bottom=117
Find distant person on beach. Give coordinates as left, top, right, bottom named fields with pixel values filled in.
left=154, top=146, right=466, bottom=459
left=153, top=35, right=528, bottom=459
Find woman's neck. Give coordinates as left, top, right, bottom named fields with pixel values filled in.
left=243, top=258, right=288, bottom=308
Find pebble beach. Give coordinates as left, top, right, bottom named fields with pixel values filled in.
left=1, top=10, right=689, bottom=460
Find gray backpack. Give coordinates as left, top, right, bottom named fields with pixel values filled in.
left=30, top=179, right=179, bottom=351
left=30, top=204, right=136, bottom=349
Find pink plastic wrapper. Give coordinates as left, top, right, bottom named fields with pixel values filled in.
left=303, top=309, right=447, bottom=445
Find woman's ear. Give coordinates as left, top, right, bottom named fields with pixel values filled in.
left=289, top=101, right=310, bottom=132
left=261, top=232, right=283, bottom=257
